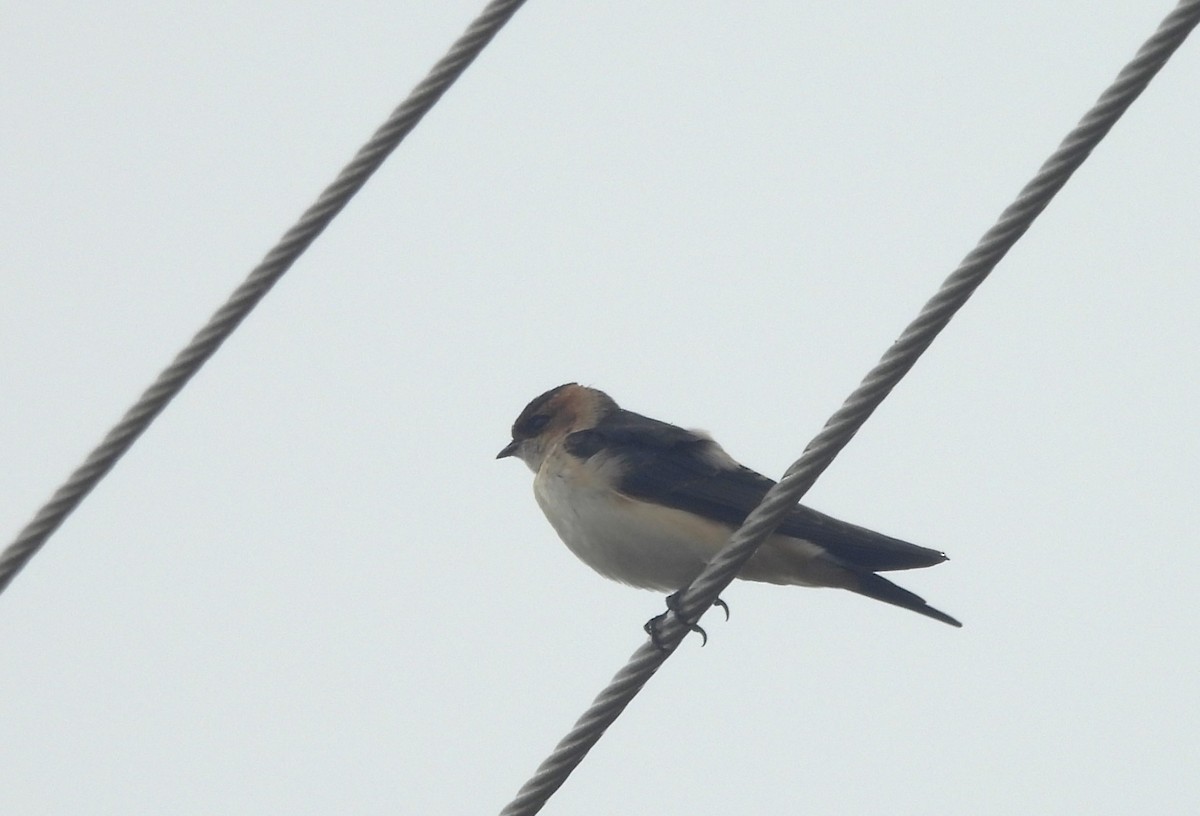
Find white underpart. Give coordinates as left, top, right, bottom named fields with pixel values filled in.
left=531, top=445, right=838, bottom=592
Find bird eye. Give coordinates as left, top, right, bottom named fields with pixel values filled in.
left=524, top=414, right=550, bottom=434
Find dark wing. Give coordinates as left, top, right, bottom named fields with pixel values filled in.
left=565, top=410, right=947, bottom=573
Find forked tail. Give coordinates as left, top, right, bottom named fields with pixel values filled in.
left=849, top=571, right=962, bottom=627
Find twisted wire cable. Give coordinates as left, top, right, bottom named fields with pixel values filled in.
left=498, top=3, right=1200, bottom=814
left=0, top=0, right=529, bottom=597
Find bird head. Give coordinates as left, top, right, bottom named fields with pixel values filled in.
left=497, top=383, right=617, bottom=471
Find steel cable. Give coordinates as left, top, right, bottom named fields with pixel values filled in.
left=0, top=0, right=529, bottom=596
left=498, top=2, right=1200, bottom=813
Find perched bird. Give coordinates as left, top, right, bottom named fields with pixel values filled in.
left=498, top=383, right=960, bottom=628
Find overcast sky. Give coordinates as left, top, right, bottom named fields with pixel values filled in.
left=3, top=2, right=1198, bottom=813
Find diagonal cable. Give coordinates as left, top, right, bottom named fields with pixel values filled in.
left=0, top=0, right=529, bottom=598
left=498, top=2, right=1200, bottom=814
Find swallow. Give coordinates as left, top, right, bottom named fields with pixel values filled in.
left=498, top=383, right=961, bottom=629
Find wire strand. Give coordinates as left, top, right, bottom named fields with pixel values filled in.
left=0, top=0, right=528, bottom=597
left=498, top=2, right=1200, bottom=813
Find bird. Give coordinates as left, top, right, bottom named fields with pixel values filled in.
left=497, top=383, right=961, bottom=629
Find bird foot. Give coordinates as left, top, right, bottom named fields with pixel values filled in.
left=643, top=592, right=730, bottom=650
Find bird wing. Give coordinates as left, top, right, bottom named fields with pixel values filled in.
left=565, top=410, right=947, bottom=572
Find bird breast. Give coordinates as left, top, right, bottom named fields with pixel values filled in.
left=531, top=449, right=731, bottom=592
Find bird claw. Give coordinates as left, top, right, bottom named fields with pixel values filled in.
left=644, top=591, right=730, bottom=649
left=643, top=612, right=682, bottom=650
left=643, top=610, right=708, bottom=649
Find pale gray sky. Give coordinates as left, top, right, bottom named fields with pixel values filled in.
left=3, top=2, right=1198, bottom=813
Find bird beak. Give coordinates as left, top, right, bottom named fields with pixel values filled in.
left=496, top=439, right=519, bottom=459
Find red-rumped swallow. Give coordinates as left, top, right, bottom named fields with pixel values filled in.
left=498, top=383, right=961, bottom=628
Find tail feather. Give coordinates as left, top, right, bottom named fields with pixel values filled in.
left=849, top=571, right=962, bottom=628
